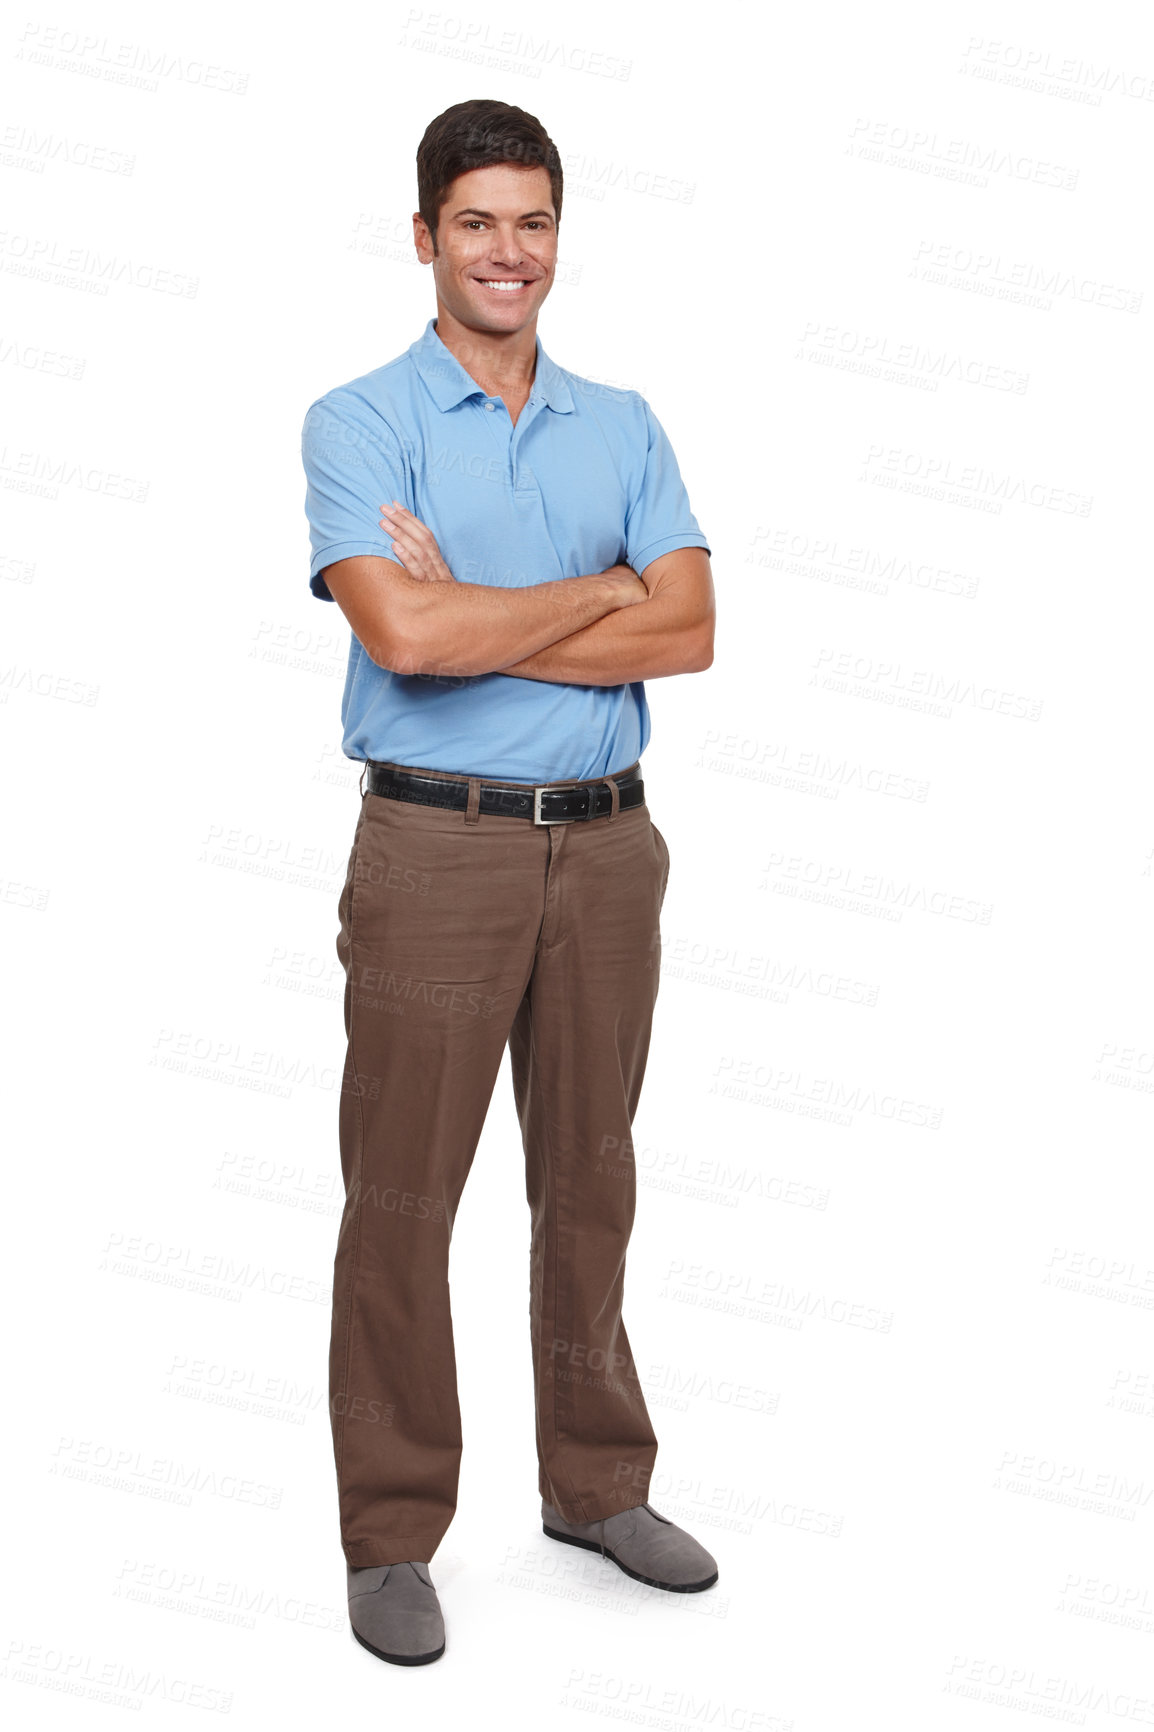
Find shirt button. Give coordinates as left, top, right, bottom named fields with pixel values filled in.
left=485, top=400, right=496, bottom=411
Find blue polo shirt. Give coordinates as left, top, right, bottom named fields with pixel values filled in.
left=300, top=316, right=710, bottom=783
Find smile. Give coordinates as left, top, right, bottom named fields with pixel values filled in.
left=475, top=279, right=531, bottom=292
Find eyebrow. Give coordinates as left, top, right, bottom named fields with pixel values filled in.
left=452, top=207, right=555, bottom=221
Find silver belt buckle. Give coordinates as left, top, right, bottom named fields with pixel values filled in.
left=533, top=785, right=566, bottom=825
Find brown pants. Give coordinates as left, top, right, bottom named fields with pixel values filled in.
left=330, top=759, right=670, bottom=1567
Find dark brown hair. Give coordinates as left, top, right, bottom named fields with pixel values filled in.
left=416, top=99, right=563, bottom=254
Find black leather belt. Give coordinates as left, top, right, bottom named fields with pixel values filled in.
left=364, top=760, right=645, bottom=824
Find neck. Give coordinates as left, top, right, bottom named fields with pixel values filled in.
left=432, top=310, right=537, bottom=395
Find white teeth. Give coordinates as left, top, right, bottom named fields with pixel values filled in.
left=479, top=280, right=527, bottom=291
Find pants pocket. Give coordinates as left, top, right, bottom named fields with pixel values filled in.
left=648, top=813, right=670, bottom=905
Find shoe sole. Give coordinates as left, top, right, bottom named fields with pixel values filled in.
left=352, top=1627, right=445, bottom=1666
left=542, top=1524, right=719, bottom=1593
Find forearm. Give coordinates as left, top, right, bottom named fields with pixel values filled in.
left=497, top=591, right=708, bottom=685
left=391, top=572, right=623, bottom=677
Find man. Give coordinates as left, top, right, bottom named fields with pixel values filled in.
left=301, top=98, right=718, bottom=1667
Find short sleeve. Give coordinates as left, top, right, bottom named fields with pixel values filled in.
left=301, top=392, right=407, bottom=601
left=623, top=396, right=711, bottom=579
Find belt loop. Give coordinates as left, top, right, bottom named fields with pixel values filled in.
left=604, top=775, right=620, bottom=822
left=359, top=759, right=369, bottom=798
left=465, top=776, right=481, bottom=825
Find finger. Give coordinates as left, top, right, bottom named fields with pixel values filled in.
left=380, top=516, right=413, bottom=546
left=382, top=507, right=426, bottom=541
left=384, top=525, right=414, bottom=557
left=382, top=503, right=437, bottom=553
left=395, top=515, right=435, bottom=547
left=380, top=507, right=445, bottom=576
left=384, top=502, right=431, bottom=536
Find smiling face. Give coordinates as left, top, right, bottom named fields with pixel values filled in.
left=414, top=162, right=558, bottom=337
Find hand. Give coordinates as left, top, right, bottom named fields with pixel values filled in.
left=600, top=563, right=649, bottom=608
left=379, top=502, right=456, bottom=582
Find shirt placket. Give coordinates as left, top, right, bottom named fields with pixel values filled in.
left=509, top=394, right=544, bottom=498
left=479, top=391, right=544, bottom=497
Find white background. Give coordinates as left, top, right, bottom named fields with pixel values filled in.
left=3, top=1, right=1153, bottom=1726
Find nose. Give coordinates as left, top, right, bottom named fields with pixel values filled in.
left=488, top=226, right=525, bottom=267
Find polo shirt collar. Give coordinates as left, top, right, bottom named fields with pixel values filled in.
left=410, top=316, right=574, bottom=414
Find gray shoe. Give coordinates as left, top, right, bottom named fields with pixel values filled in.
left=541, top=1498, right=718, bottom=1592
left=347, top=1561, right=445, bottom=1665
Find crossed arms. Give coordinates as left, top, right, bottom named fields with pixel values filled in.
left=317, top=502, right=715, bottom=686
